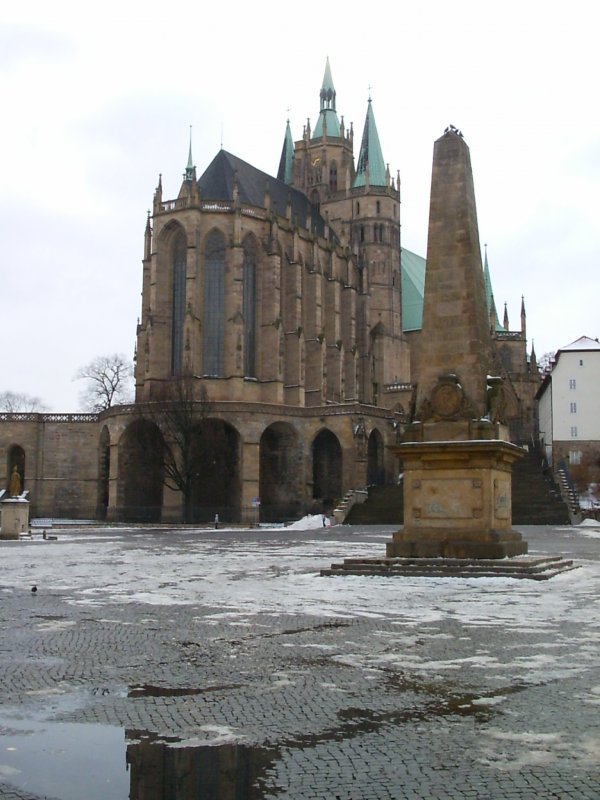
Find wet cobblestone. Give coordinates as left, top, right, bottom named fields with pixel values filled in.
left=1, top=524, right=600, bottom=798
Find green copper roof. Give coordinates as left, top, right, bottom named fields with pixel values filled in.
left=277, top=120, right=294, bottom=184
left=401, top=248, right=426, bottom=331
left=353, top=100, right=386, bottom=187
left=483, top=248, right=505, bottom=332
left=314, top=57, right=340, bottom=138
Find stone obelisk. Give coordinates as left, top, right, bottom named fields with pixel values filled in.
left=387, top=127, right=527, bottom=559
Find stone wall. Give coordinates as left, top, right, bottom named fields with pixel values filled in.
left=0, top=415, right=100, bottom=519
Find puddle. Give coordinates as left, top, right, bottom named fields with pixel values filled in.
left=0, top=716, right=279, bottom=799
left=0, top=718, right=128, bottom=799
left=128, top=683, right=242, bottom=698
left=127, top=730, right=279, bottom=799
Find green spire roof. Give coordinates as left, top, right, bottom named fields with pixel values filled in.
left=483, top=247, right=505, bottom=332
left=401, top=248, right=426, bottom=331
left=277, top=120, right=294, bottom=184
left=313, top=57, right=340, bottom=138
left=353, top=99, right=386, bottom=187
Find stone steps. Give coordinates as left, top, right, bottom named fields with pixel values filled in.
left=320, top=554, right=576, bottom=581
left=345, top=448, right=571, bottom=526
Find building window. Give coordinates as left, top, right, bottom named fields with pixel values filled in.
left=356, top=201, right=360, bottom=216
left=570, top=402, right=577, bottom=413
left=203, top=230, right=225, bottom=376
left=243, top=235, right=257, bottom=378
left=569, top=450, right=582, bottom=465
left=579, top=359, right=584, bottom=366
left=329, top=162, right=337, bottom=192
left=569, top=379, right=576, bottom=389
left=171, top=233, right=187, bottom=375
left=570, top=426, right=578, bottom=438
left=376, top=200, right=381, bottom=214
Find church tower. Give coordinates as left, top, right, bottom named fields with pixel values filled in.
left=282, top=61, right=410, bottom=406
left=287, top=58, right=355, bottom=212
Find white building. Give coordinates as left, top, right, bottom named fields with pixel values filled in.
left=537, top=336, right=600, bottom=495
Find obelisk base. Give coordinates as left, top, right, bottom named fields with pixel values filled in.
left=387, top=439, right=527, bottom=559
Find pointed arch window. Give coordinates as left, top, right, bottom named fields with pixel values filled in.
left=203, top=230, right=225, bottom=377
left=171, top=233, right=187, bottom=375
left=243, top=235, right=257, bottom=378
left=329, top=161, right=338, bottom=192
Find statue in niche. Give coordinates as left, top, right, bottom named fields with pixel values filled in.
left=8, top=465, right=21, bottom=497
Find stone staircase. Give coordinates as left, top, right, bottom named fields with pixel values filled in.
left=511, top=448, right=571, bottom=525
left=344, top=447, right=571, bottom=526
left=321, top=554, right=576, bottom=581
left=344, top=484, right=404, bottom=525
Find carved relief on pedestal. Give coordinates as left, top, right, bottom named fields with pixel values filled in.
left=418, top=374, right=475, bottom=422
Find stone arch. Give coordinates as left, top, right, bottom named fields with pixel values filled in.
left=188, top=418, right=241, bottom=522
left=6, top=444, right=25, bottom=494
left=259, top=422, right=303, bottom=522
left=312, top=429, right=342, bottom=510
left=97, top=426, right=110, bottom=520
left=367, top=428, right=385, bottom=486
left=118, top=419, right=165, bottom=522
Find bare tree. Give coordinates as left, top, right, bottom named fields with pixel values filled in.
left=538, top=351, right=556, bottom=376
left=0, top=391, right=48, bottom=413
left=75, top=354, right=133, bottom=412
left=134, top=375, right=223, bottom=523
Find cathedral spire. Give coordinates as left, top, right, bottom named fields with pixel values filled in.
left=277, top=118, right=294, bottom=184
left=353, top=97, right=386, bottom=188
left=313, top=58, right=340, bottom=137
left=530, top=340, right=538, bottom=373
left=482, top=245, right=503, bottom=332
left=184, top=126, right=195, bottom=182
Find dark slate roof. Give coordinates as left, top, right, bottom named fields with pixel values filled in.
left=198, top=150, right=334, bottom=242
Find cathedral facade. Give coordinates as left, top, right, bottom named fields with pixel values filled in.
left=1, top=61, right=540, bottom=523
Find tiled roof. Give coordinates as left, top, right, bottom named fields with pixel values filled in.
left=560, top=336, right=600, bottom=351
left=198, top=150, right=335, bottom=242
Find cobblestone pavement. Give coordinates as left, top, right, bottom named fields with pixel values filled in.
left=1, top=523, right=600, bottom=799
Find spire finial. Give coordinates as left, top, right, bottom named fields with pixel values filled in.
left=185, top=127, right=194, bottom=181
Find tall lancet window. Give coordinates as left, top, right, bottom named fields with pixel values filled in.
left=171, top=233, right=187, bottom=375
left=242, top=235, right=257, bottom=377
left=203, top=230, right=225, bottom=376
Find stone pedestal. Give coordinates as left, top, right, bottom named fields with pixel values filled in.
left=388, top=439, right=527, bottom=559
left=1, top=498, right=31, bottom=539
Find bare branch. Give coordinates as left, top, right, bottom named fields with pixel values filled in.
left=75, top=353, right=134, bottom=412
left=0, top=391, right=48, bottom=412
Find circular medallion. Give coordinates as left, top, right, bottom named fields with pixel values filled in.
left=431, top=382, right=463, bottom=418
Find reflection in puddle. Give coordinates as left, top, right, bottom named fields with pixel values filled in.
left=128, top=683, right=241, bottom=698
left=127, top=730, right=279, bottom=799
left=0, top=717, right=279, bottom=799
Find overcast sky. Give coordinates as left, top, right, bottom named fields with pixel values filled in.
left=1, top=1, right=598, bottom=411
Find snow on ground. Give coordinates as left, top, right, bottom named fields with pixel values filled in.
left=2, top=523, right=600, bottom=686
left=0, top=526, right=596, bottom=622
